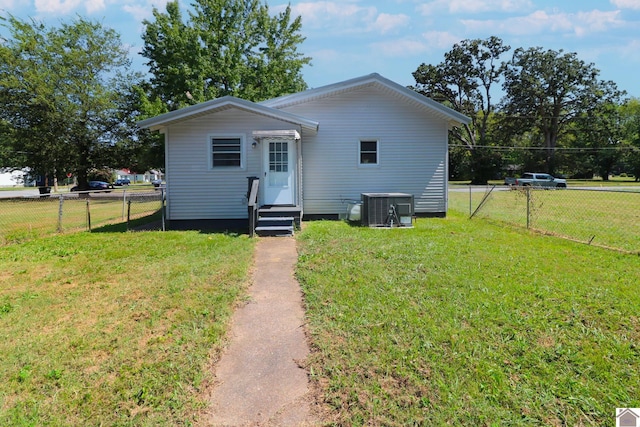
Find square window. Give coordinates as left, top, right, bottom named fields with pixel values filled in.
left=211, top=137, right=242, bottom=168
left=360, top=140, right=378, bottom=165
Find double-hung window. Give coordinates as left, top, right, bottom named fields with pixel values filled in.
left=359, top=140, right=379, bottom=165
left=211, top=136, right=242, bottom=168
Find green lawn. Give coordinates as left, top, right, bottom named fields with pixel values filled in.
left=2, top=210, right=638, bottom=425
left=1, top=192, right=163, bottom=245
left=449, top=187, right=640, bottom=253
left=0, top=229, right=254, bottom=426
left=297, top=215, right=640, bottom=425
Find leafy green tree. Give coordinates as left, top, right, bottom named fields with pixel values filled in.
left=141, top=0, right=310, bottom=112
left=412, top=37, right=510, bottom=184
left=140, top=2, right=200, bottom=110
left=111, top=84, right=166, bottom=174
left=0, top=16, right=140, bottom=190
left=501, top=47, right=623, bottom=175
left=574, top=101, right=623, bottom=180
left=619, top=98, right=640, bottom=180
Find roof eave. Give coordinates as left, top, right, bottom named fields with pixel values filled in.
left=137, top=96, right=319, bottom=133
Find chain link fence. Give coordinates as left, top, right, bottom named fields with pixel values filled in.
left=449, top=186, right=640, bottom=254
left=0, top=189, right=165, bottom=245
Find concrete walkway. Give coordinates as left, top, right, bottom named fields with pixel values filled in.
left=199, top=237, right=320, bottom=426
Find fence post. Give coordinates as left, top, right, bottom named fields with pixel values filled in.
left=122, top=190, right=127, bottom=220
left=469, top=186, right=472, bottom=217
left=58, top=195, right=64, bottom=233
left=526, top=187, right=531, bottom=229
left=161, top=187, right=166, bottom=232
left=86, top=199, right=91, bottom=231
left=127, top=200, right=132, bottom=231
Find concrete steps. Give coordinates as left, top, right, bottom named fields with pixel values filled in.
left=255, top=216, right=295, bottom=237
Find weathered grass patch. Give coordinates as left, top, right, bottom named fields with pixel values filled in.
left=0, top=230, right=254, bottom=426
left=297, top=214, right=640, bottom=425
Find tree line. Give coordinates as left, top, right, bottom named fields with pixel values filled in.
left=1, top=5, right=639, bottom=188
left=0, top=0, right=309, bottom=190
left=412, top=37, right=640, bottom=184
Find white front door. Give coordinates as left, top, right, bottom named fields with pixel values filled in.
left=263, top=139, right=295, bottom=205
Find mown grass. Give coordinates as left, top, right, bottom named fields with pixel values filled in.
left=449, top=188, right=640, bottom=253
left=0, top=192, right=162, bottom=245
left=0, top=229, right=254, bottom=426
left=297, top=215, right=640, bottom=425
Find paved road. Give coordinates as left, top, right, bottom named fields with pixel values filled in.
left=0, top=189, right=41, bottom=198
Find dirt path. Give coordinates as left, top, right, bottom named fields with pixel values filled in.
left=199, top=237, right=321, bottom=426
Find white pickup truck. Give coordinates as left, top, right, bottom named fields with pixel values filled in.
left=507, top=173, right=567, bottom=188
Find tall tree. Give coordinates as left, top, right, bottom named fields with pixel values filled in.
left=412, top=36, right=510, bottom=184
left=140, top=0, right=310, bottom=112
left=140, top=2, right=200, bottom=110
left=574, top=101, right=623, bottom=180
left=619, top=98, right=640, bottom=180
left=0, top=16, right=140, bottom=190
left=501, top=47, right=623, bottom=174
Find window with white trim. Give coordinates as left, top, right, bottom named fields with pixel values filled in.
left=211, top=136, right=242, bottom=168
left=359, top=140, right=378, bottom=165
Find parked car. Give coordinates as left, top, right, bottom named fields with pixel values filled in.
left=508, top=173, right=567, bottom=188
left=114, top=178, right=130, bottom=186
left=151, top=179, right=163, bottom=188
left=70, top=181, right=113, bottom=192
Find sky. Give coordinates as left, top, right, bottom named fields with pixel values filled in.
left=1, top=0, right=640, bottom=97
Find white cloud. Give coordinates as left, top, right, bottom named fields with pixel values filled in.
left=34, top=0, right=82, bottom=14
left=610, top=0, right=640, bottom=10
left=370, top=38, right=428, bottom=57
left=421, top=30, right=461, bottom=49
left=33, top=0, right=109, bottom=14
left=0, top=0, right=15, bottom=10
left=282, top=2, right=408, bottom=35
left=418, top=0, right=533, bottom=15
left=286, top=2, right=375, bottom=30
left=123, top=0, right=171, bottom=22
left=462, top=9, right=623, bottom=37
left=85, top=0, right=104, bottom=13
left=371, top=13, right=410, bottom=34
left=574, top=10, right=624, bottom=35
left=369, top=31, right=460, bottom=58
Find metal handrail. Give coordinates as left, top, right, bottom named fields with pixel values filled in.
left=247, top=177, right=260, bottom=237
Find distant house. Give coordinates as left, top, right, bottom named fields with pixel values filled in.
left=0, top=168, right=31, bottom=187
left=115, top=169, right=163, bottom=184
left=138, top=73, right=470, bottom=228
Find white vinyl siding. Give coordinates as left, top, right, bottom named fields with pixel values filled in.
left=162, top=82, right=452, bottom=220
left=165, top=109, right=298, bottom=220
left=284, top=85, right=449, bottom=215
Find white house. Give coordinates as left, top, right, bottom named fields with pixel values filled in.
left=138, top=73, right=470, bottom=230
left=115, top=169, right=163, bottom=184
left=0, top=168, right=30, bottom=187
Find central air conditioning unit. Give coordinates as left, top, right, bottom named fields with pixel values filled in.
left=361, top=193, right=414, bottom=228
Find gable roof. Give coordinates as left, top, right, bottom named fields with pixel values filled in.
left=262, top=73, right=471, bottom=127
left=137, top=96, right=319, bottom=133
left=137, top=74, right=471, bottom=132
